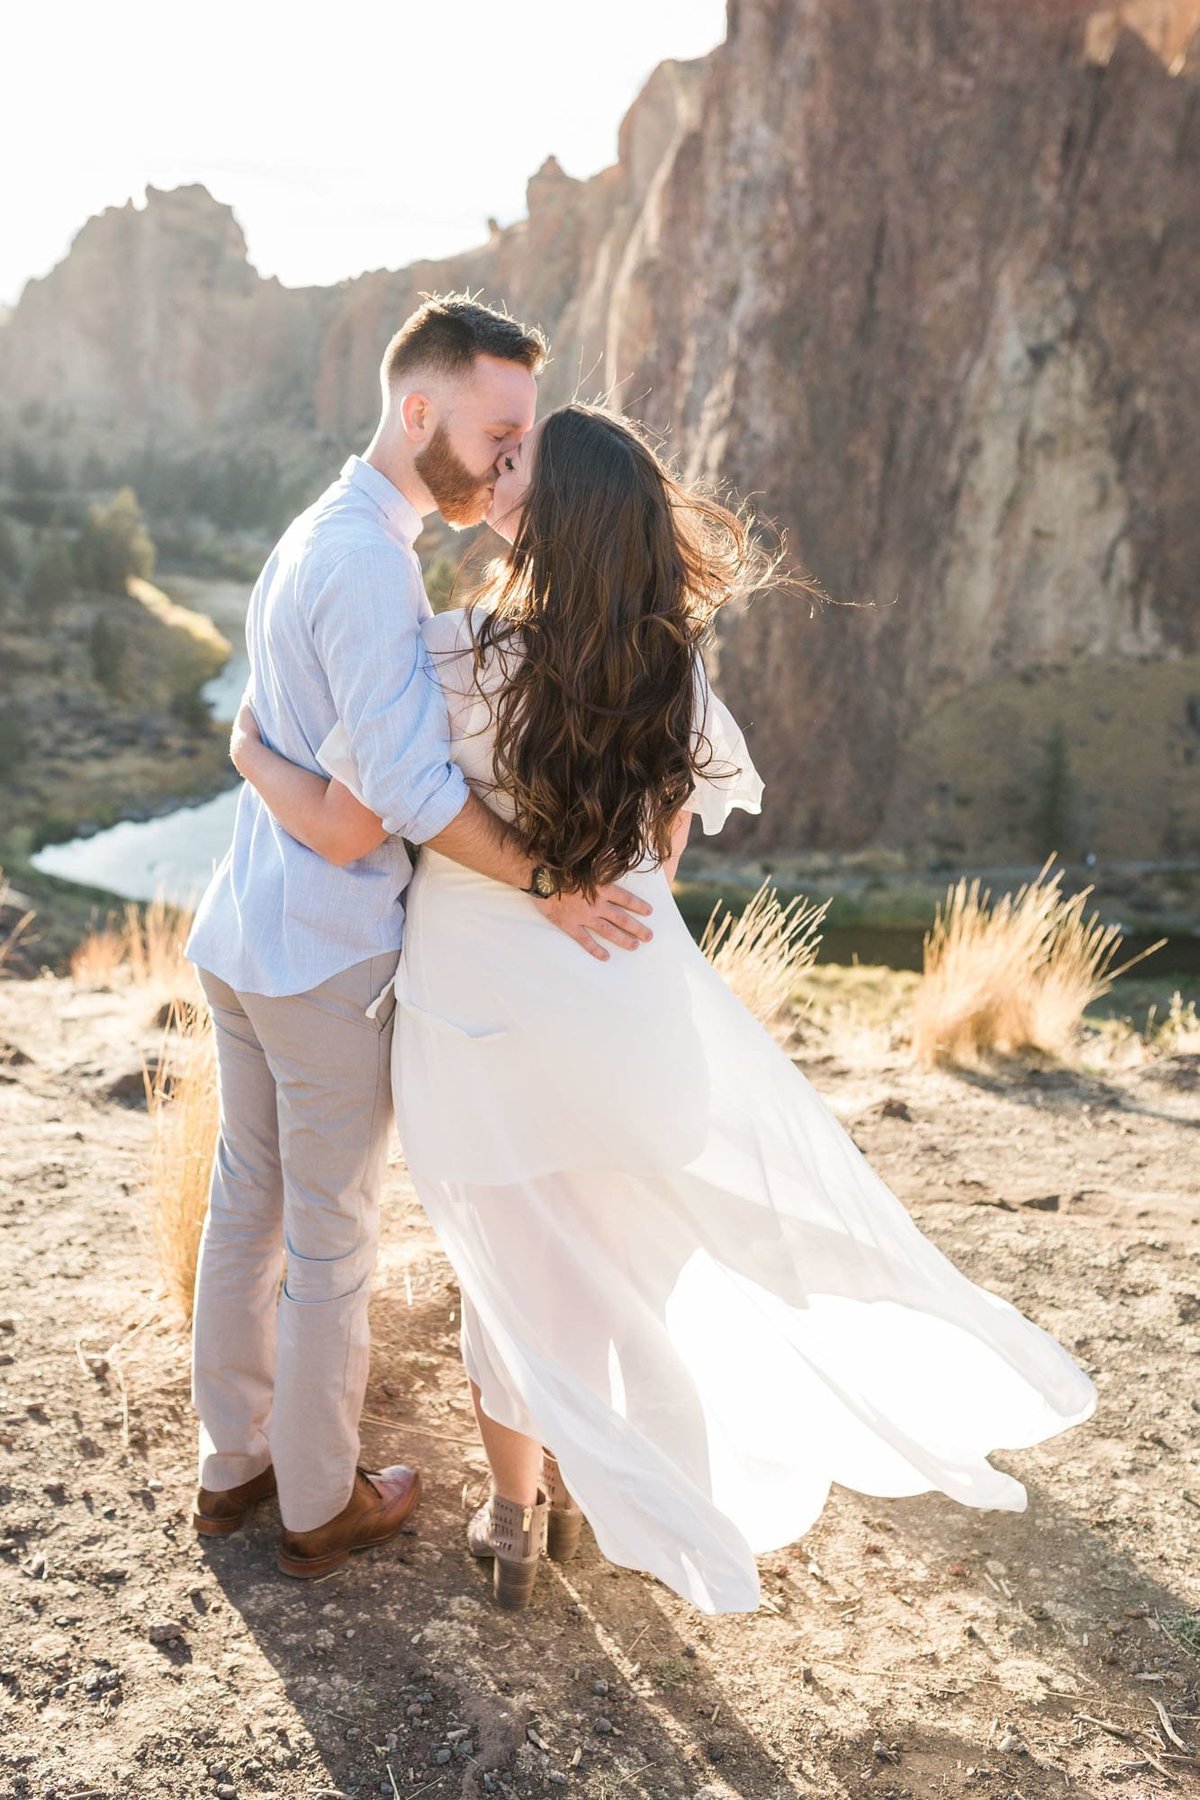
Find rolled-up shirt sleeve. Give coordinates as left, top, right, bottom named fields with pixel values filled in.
left=310, top=542, right=469, bottom=842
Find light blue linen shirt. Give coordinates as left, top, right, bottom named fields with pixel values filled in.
left=186, top=457, right=469, bottom=997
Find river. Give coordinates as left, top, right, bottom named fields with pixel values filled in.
left=31, top=574, right=250, bottom=909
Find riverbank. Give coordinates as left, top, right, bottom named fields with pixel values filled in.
left=9, top=859, right=1199, bottom=1069
left=0, top=572, right=236, bottom=862
left=679, top=844, right=1200, bottom=942
left=0, top=862, right=184, bottom=979
left=673, top=860, right=1200, bottom=1018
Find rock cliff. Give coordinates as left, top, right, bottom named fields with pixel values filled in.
left=2, top=1, right=1197, bottom=857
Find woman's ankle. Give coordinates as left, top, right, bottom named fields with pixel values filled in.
left=490, top=1479, right=541, bottom=1509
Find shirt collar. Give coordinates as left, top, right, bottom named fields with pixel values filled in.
left=341, top=455, right=425, bottom=544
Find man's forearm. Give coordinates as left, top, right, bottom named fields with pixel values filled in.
left=424, top=792, right=534, bottom=890
left=237, top=738, right=386, bottom=864
left=427, top=791, right=655, bottom=960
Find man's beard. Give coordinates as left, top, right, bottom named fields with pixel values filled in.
left=414, top=423, right=493, bottom=529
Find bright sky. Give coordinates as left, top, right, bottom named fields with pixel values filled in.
left=3, top=1, right=727, bottom=309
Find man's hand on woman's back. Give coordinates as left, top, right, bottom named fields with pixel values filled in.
left=541, top=884, right=653, bottom=961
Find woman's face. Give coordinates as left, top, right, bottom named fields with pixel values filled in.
left=487, top=418, right=543, bottom=544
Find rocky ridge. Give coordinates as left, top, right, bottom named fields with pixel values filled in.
left=2, top=1, right=1197, bottom=856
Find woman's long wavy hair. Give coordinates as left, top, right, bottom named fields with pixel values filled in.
left=469, top=404, right=771, bottom=898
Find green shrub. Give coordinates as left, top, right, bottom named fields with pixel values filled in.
left=1032, top=721, right=1078, bottom=859
left=80, top=449, right=112, bottom=491
left=9, top=443, right=48, bottom=499
left=4, top=445, right=76, bottom=528
left=123, top=446, right=300, bottom=535
left=0, top=513, right=21, bottom=585
left=75, top=486, right=155, bottom=593
left=24, top=532, right=76, bottom=616
left=0, top=704, right=28, bottom=776
left=88, top=611, right=127, bottom=693
left=171, top=685, right=213, bottom=732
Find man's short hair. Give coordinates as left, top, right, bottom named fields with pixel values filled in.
left=381, top=293, right=547, bottom=389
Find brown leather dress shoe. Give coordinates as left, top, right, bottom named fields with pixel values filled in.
left=193, top=1464, right=277, bottom=1537
left=277, top=1465, right=422, bottom=1578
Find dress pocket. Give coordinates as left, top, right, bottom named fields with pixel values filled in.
left=392, top=969, right=508, bottom=1042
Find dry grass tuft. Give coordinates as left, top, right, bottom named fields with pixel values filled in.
left=0, top=869, right=35, bottom=974
left=913, top=857, right=1164, bottom=1068
left=125, top=897, right=192, bottom=987
left=1145, top=990, right=1200, bottom=1056
left=143, top=999, right=217, bottom=1322
left=797, top=962, right=919, bottom=1065
left=70, top=920, right=127, bottom=984
left=72, top=896, right=193, bottom=989
left=701, top=879, right=828, bottom=1032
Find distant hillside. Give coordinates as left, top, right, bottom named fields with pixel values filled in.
left=0, top=496, right=232, bottom=851
left=2, top=0, right=1197, bottom=859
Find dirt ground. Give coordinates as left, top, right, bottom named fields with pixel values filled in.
left=1, top=967, right=1198, bottom=1800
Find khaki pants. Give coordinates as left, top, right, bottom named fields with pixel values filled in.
left=192, top=953, right=398, bottom=1532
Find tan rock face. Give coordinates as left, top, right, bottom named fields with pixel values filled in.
left=2, top=2, right=1196, bottom=855
left=589, top=0, right=1200, bottom=853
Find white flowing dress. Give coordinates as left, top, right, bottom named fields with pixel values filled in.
left=320, top=605, right=1096, bottom=1615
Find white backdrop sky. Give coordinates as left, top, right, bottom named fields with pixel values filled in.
left=3, top=1, right=727, bottom=309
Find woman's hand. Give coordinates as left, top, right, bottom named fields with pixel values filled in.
left=230, top=701, right=262, bottom=776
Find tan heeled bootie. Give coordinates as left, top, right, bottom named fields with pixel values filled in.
left=543, top=1449, right=584, bottom=1562
left=467, top=1488, right=549, bottom=1609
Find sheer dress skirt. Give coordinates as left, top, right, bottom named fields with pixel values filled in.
left=390, top=851, right=1097, bottom=1615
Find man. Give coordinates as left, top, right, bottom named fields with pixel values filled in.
left=186, top=294, right=653, bottom=1577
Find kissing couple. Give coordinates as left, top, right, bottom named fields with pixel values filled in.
left=185, top=294, right=1095, bottom=1614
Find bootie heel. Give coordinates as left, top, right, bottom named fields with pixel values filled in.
left=466, top=1488, right=548, bottom=1611
left=493, top=1549, right=541, bottom=1610
left=543, top=1451, right=584, bottom=1562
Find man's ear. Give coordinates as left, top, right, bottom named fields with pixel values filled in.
left=398, top=390, right=431, bottom=443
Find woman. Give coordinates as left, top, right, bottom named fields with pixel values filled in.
left=231, top=404, right=1096, bottom=1614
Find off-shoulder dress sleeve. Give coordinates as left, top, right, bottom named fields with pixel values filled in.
left=687, top=662, right=764, bottom=835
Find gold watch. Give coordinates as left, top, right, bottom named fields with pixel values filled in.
left=527, top=864, right=560, bottom=900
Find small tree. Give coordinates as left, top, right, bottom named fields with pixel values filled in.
left=9, top=444, right=45, bottom=501
left=80, top=449, right=111, bottom=491
left=0, top=514, right=20, bottom=616
left=88, top=611, right=126, bottom=694
left=0, top=514, right=21, bottom=585
left=1032, top=721, right=1078, bottom=859
left=171, top=685, right=213, bottom=732
left=24, top=532, right=76, bottom=618
left=75, top=486, right=155, bottom=593
left=0, top=703, right=27, bottom=777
